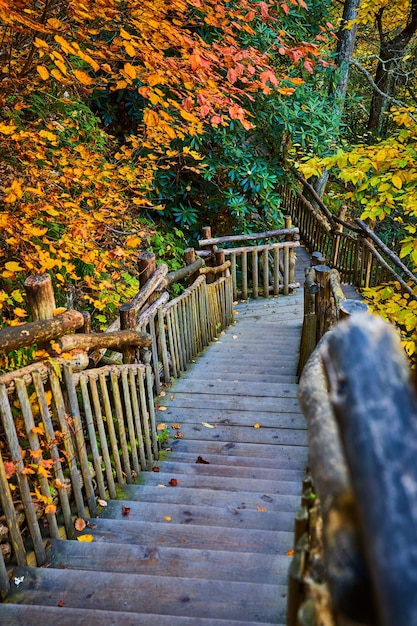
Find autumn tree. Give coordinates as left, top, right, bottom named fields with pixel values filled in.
left=0, top=0, right=326, bottom=349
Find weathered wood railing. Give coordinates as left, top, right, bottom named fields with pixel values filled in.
left=298, top=253, right=368, bottom=374
left=282, top=175, right=417, bottom=296
left=292, top=312, right=417, bottom=626
left=199, top=219, right=300, bottom=300
left=0, top=226, right=288, bottom=598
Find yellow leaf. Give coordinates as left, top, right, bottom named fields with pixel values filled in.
left=201, top=422, right=214, bottom=428
left=124, top=63, right=136, bottom=79
left=13, top=308, right=27, bottom=317
left=45, top=504, right=57, bottom=515
left=164, top=516, right=172, bottom=522
left=36, top=65, right=50, bottom=80
left=157, top=423, right=167, bottom=431
left=73, top=69, right=94, bottom=85
left=143, top=109, right=159, bottom=127
left=5, top=261, right=24, bottom=273
left=392, top=174, right=402, bottom=189
left=254, top=423, right=260, bottom=429
left=76, top=534, right=94, bottom=542
left=124, top=42, right=136, bottom=57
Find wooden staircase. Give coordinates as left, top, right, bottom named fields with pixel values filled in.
left=0, top=249, right=310, bottom=625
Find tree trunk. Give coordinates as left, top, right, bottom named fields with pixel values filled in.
left=367, top=1, right=417, bottom=133
left=313, top=0, right=361, bottom=197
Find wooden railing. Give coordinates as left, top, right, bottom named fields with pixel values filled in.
left=199, top=218, right=300, bottom=300
left=0, top=226, right=290, bottom=598
left=292, top=311, right=417, bottom=626
left=282, top=175, right=417, bottom=297
left=297, top=252, right=368, bottom=374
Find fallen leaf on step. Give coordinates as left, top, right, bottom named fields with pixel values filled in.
left=57, top=599, right=65, bottom=607
left=97, top=499, right=107, bottom=507
left=202, top=422, right=214, bottom=428
left=74, top=517, right=86, bottom=531
left=286, top=549, right=295, bottom=557
left=157, top=423, right=167, bottom=430
left=170, top=395, right=175, bottom=400
left=253, top=423, right=260, bottom=429
left=196, top=456, right=210, bottom=464
left=172, top=423, right=181, bottom=430
left=160, top=391, right=166, bottom=397
left=257, top=506, right=267, bottom=512
left=157, top=484, right=167, bottom=488
left=122, top=505, right=131, bottom=516
left=77, top=534, right=94, bottom=542
left=169, top=478, right=178, bottom=486
left=156, top=405, right=167, bottom=411
left=164, top=516, right=172, bottom=522
left=232, top=335, right=238, bottom=339
left=152, top=466, right=161, bottom=472
left=175, top=432, right=184, bottom=438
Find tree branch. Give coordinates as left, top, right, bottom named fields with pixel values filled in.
left=350, top=57, right=417, bottom=123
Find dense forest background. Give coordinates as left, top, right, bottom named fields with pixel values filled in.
left=1, top=0, right=417, bottom=367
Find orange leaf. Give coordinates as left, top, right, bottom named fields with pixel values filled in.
left=36, top=65, right=49, bottom=80
left=73, top=69, right=94, bottom=85
left=124, top=63, right=136, bottom=79
left=75, top=518, right=86, bottom=531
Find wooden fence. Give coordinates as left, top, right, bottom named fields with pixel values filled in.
left=0, top=225, right=293, bottom=598
left=297, top=252, right=368, bottom=375
left=282, top=175, right=417, bottom=297
left=199, top=219, right=300, bottom=300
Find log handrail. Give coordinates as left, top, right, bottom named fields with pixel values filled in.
left=297, top=313, right=417, bottom=626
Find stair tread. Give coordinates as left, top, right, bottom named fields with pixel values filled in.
left=5, top=566, right=288, bottom=622
left=100, top=497, right=297, bottom=531
left=0, top=604, right=281, bottom=626
left=117, top=483, right=301, bottom=511
left=84, top=516, right=294, bottom=553
left=47, top=539, right=292, bottom=583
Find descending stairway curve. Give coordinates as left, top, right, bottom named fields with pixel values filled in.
left=0, top=249, right=310, bottom=625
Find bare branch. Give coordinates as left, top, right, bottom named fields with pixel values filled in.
left=350, top=57, right=417, bottom=123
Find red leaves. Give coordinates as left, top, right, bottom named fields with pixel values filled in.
left=169, top=478, right=178, bottom=486
left=4, top=461, right=16, bottom=479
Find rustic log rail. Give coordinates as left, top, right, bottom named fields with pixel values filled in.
left=282, top=175, right=417, bottom=295
left=293, top=312, right=417, bottom=626
left=297, top=255, right=368, bottom=375
left=199, top=219, right=300, bottom=299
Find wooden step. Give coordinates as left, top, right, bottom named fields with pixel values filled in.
left=158, top=393, right=301, bottom=413
left=165, top=380, right=299, bottom=398
left=159, top=406, right=306, bottom=429
left=47, top=539, right=293, bottom=583
left=155, top=421, right=308, bottom=446
left=137, top=470, right=303, bottom=495
left=117, top=483, right=301, bottom=511
left=184, top=367, right=298, bottom=385
left=99, top=498, right=297, bottom=531
left=3, top=566, right=288, bottom=622
left=151, top=459, right=306, bottom=481
left=162, top=449, right=307, bottom=470
left=0, top=604, right=282, bottom=626
left=166, top=437, right=308, bottom=460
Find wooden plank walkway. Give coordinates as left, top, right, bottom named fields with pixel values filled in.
left=0, top=248, right=311, bottom=625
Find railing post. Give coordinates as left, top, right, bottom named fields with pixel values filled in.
left=284, top=215, right=293, bottom=294
left=24, top=274, right=56, bottom=321
left=119, top=304, right=137, bottom=364
left=331, top=204, right=346, bottom=269
left=138, top=251, right=157, bottom=304
left=314, top=265, right=331, bottom=342
left=184, top=248, right=199, bottom=285
left=201, top=226, right=216, bottom=284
